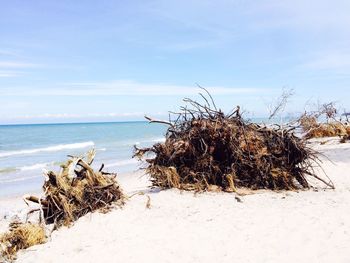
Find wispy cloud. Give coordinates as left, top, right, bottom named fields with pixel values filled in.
left=302, top=52, right=350, bottom=71
left=0, top=111, right=167, bottom=124
left=0, top=49, right=20, bottom=57
left=1, top=80, right=271, bottom=96
left=0, top=59, right=42, bottom=78
left=247, top=0, right=350, bottom=32
left=161, top=40, right=220, bottom=51
left=0, top=61, right=40, bottom=69
left=3, top=112, right=146, bottom=120
left=0, top=71, right=22, bottom=77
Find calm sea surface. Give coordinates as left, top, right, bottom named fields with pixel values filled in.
left=0, top=122, right=167, bottom=198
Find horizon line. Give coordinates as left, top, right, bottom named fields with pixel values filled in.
left=0, top=120, right=150, bottom=127
left=0, top=116, right=276, bottom=127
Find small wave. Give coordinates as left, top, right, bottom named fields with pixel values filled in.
left=0, top=162, right=52, bottom=176
left=0, top=167, right=18, bottom=174
left=0, top=141, right=94, bottom=158
left=20, top=163, right=50, bottom=171
left=133, top=137, right=165, bottom=145
left=105, top=159, right=138, bottom=168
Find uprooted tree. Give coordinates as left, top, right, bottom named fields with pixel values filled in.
left=25, top=150, right=125, bottom=226
left=134, top=89, right=334, bottom=192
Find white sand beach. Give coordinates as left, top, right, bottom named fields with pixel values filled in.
left=1, top=138, right=349, bottom=263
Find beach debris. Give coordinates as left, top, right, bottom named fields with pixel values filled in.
left=299, top=113, right=350, bottom=140
left=145, top=195, right=151, bottom=209
left=0, top=222, right=46, bottom=262
left=340, top=134, right=350, bottom=143
left=234, top=196, right=243, bottom=203
left=25, top=150, right=125, bottom=226
left=298, top=102, right=350, bottom=141
left=134, top=89, right=334, bottom=192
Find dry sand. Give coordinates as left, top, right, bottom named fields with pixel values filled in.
left=1, top=138, right=350, bottom=263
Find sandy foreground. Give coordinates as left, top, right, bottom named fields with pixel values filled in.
left=1, top=138, right=350, bottom=263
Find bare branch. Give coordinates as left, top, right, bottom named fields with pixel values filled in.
left=145, top=115, right=175, bottom=128
left=268, top=89, right=294, bottom=120
left=196, top=83, right=217, bottom=110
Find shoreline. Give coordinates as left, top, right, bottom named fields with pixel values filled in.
left=1, top=138, right=350, bottom=262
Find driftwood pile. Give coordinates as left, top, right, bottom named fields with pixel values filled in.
left=135, top=91, right=334, bottom=191
left=25, top=150, right=125, bottom=226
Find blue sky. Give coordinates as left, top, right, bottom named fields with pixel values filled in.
left=0, top=0, right=350, bottom=124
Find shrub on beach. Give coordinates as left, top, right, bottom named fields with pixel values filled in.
left=135, top=91, right=334, bottom=191
left=0, top=222, right=46, bottom=261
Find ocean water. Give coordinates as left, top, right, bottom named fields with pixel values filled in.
left=0, top=122, right=167, bottom=198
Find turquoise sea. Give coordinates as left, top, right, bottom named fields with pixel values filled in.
left=0, top=122, right=167, bottom=198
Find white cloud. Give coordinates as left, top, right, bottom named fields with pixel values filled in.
left=1, top=80, right=271, bottom=97
left=135, top=0, right=350, bottom=56
left=0, top=61, right=40, bottom=77
left=0, top=112, right=148, bottom=122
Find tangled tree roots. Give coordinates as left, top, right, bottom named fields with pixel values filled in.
left=135, top=90, right=334, bottom=192
left=26, top=150, right=125, bottom=226
left=0, top=222, right=46, bottom=261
